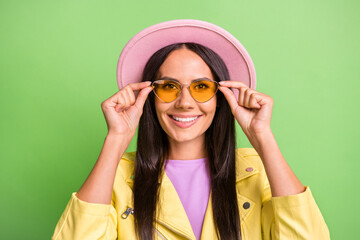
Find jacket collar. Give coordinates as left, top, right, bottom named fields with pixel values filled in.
left=123, top=149, right=259, bottom=183
left=235, top=149, right=259, bottom=182
left=123, top=150, right=259, bottom=239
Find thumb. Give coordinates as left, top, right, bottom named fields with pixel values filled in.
left=219, top=86, right=239, bottom=111
left=134, top=86, right=153, bottom=111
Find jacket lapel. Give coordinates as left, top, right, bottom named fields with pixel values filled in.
left=200, top=151, right=259, bottom=239
left=123, top=150, right=259, bottom=240
left=123, top=158, right=195, bottom=239
left=155, top=169, right=195, bottom=239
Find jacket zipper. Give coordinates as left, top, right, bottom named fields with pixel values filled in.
left=121, top=207, right=134, bottom=219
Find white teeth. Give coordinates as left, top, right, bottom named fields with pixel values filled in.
left=171, top=116, right=199, bottom=122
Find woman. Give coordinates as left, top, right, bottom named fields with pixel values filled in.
left=52, top=20, right=330, bottom=240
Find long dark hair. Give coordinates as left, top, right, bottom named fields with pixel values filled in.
left=134, top=42, right=240, bottom=240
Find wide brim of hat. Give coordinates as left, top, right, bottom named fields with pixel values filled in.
left=117, top=19, right=256, bottom=98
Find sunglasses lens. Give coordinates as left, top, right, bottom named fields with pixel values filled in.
left=152, top=80, right=218, bottom=103
left=190, top=80, right=218, bottom=102
left=152, top=80, right=181, bottom=102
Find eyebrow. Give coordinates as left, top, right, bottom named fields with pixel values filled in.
left=157, top=76, right=213, bottom=82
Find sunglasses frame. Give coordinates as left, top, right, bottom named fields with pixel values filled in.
left=151, top=78, right=219, bottom=103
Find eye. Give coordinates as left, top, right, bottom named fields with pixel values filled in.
left=163, top=83, right=179, bottom=89
left=193, top=83, right=209, bottom=90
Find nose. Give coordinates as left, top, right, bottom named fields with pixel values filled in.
left=174, top=86, right=195, bottom=109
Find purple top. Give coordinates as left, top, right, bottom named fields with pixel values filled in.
left=164, top=158, right=211, bottom=240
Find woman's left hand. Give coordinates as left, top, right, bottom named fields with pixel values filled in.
left=218, top=80, right=273, bottom=138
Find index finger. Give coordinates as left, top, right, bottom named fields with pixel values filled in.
left=219, top=80, right=249, bottom=89
left=126, top=81, right=152, bottom=91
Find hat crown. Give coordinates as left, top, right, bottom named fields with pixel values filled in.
left=117, top=19, right=256, bottom=98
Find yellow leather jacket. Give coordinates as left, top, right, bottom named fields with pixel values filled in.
left=52, top=148, right=330, bottom=240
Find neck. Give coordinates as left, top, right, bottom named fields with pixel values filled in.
left=167, top=137, right=207, bottom=160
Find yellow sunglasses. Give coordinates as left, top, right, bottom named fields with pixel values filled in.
left=151, top=78, right=219, bottom=103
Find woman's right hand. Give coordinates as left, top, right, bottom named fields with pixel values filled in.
left=101, top=81, right=153, bottom=137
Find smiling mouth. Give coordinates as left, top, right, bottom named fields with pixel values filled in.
left=170, top=115, right=200, bottom=122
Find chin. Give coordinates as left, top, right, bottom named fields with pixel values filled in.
left=167, top=131, right=205, bottom=144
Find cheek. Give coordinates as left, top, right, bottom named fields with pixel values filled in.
left=206, top=98, right=217, bottom=114
left=154, top=101, right=169, bottom=126
left=201, top=99, right=217, bottom=123
left=155, top=103, right=163, bottom=123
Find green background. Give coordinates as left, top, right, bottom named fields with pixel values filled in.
left=1, top=0, right=359, bottom=239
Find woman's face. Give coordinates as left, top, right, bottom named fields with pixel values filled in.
left=154, top=47, right=217, bottom=146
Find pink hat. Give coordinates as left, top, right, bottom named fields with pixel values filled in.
left=117, top=19, right=256, bottom=97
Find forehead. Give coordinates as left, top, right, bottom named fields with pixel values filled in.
left=157, top=48, right=214, bottom=82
